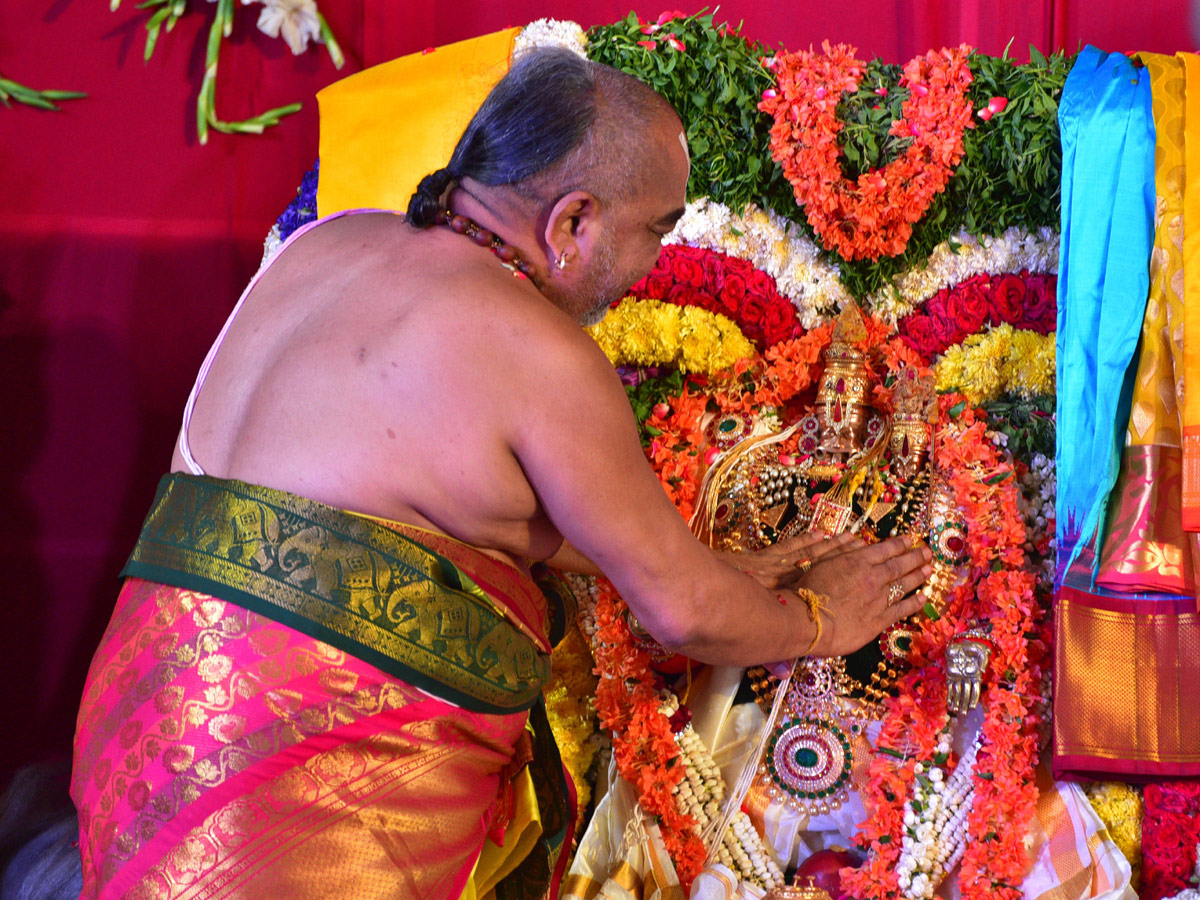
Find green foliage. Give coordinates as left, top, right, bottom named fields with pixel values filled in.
left=833, top=47, right=1072, bottom=298
left=0, top=73, right=84, bottom=111
left=833, top=59, right=912, bottom=179
left=590, top=20, right=1070, bottom=300
left=623, top=369, right=688, bottom=446
left=586, top=11, right=802, bottom=223
left=981, top=394, right=1056, bottom=459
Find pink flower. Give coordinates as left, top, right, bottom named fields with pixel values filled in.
left=637, top=39, right=658, bottom=50
left=910, top=82, right=930, bottom=97
left=666, top=33, right=687, bottom=52
left=977, top=107, right=993, bottom=121
left=653, top=402, right=671, bottom=418
left=987, top=96, right=1008, bottom=114
left=761, top=55, right=777, bottom=69
left=640, top=23, right=657, bottom=34
left=656, top=9, right=688, bottom=25
left=762, top=88, right=778, bottom=100
left=874, top=86, right=888, bottom=96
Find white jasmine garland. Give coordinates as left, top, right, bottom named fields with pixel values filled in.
left=663, top=700, right=784, bottom=891
left=514, top=18, right=588, bottom=58
left=260, top=223, right=283, bottom=270
left=897, top=729, right=979, bottom=900
left=568, top=573, right=600, bottom=644
left=1017, top=452, right=1056, bottom=589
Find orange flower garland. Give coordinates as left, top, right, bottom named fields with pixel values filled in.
left=840, top=396, right=1046, bottom=900
left=760, top=42, right=974, bottom=261
left=591, top=579, right=707, bottom=889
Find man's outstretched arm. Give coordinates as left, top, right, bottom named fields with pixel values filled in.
left=503, top=320, right=929, bottom=665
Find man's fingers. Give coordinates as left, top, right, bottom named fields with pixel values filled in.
left=847, top=534, right=914, bottom=564
left=773, top=532, right=856, bottom=560
left=883, top=547, right=932, bottom=583
left=765, top=659, right=792, bottom=679
left=886, top=591, right=925, bottom=626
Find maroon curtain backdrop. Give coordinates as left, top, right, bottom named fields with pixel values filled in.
left=0, top=0, right=1194, bottom=784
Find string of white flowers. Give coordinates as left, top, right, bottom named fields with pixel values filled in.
left=662, top=695, right=785, bottom=891
left=1017, top=452, right=1056, bottom=589
left=663, top=197, right=1060, bottom=331
left=568, top=573, right=600, bottom=644
left=897, top=728, right=980, bottom=900
left=514, top=18, right=589, bottom=58
left=261, top=224, right=284, bottom=270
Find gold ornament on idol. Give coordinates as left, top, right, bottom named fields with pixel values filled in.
left=815, top=303, right=871, bottom=459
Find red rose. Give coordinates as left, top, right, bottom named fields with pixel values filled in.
left=721, top=270, right=749, bottom=308
left=947, top=281, right=989, bottom=335
left=670, top=252, right=705, bottom=288
left=1146, top=782, right=1200, bottom=815
left=632, top=272, right=674, bottom=299
left=667, top=284, right=709, bottom=309
left=739, top=292, right=771, bottom=343
left=1018, top=273, right=1057, bottom=334
left=991, top=274, right=1027, bottom=325
left=900, top=315, right=940, bottom=360
left=757, top=296, right=798, bottom=347
left=746, top=267, right=778, bottom=297
left=927, top=304, right=964, bottom=348
left=922, top=288, right=951, bottom=321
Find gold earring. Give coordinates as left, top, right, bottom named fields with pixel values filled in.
left=555, top=252, right=570, bottom=271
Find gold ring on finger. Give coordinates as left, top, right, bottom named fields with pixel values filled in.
left=887, top=580, right=905, bottom=607
left=793, top=557, right=813, bottom=574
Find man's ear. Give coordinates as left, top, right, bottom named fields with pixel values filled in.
left=542, top=190, right=602, bottom=271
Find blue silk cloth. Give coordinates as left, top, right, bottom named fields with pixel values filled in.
left=1055, top=46, right=1156, bottom=586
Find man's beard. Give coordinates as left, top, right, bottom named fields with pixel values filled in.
left=571, top=232, right=626, bottom=327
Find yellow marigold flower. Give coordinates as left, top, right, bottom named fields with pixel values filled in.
left=588, top=298, right=754, bottom=375
left=1084, top=782, right=1142, bottom=887
left=935, top=324, right=1055, bottom=405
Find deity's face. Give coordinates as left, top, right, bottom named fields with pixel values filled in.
left=816, top=398, right=868, bottom=457
left=888, top=420, right=932, bottom=480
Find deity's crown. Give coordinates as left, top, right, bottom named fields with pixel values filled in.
left=818, top=302, right=869, bottom=406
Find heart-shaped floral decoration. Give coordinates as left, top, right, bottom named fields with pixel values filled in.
left=760, top=41, right=974, bottom=262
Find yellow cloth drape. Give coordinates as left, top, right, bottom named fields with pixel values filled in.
left=316, top=29, right=519, bottom=217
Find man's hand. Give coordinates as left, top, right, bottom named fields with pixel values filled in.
left=791, top=535, right=932, bottom=658
left=714, top=532, right=858, bottom=589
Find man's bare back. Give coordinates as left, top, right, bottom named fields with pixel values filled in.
left=172, top=212, right=582, bottom=569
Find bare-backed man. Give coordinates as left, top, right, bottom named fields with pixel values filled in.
left=68, top=49, right=930, bottom=900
